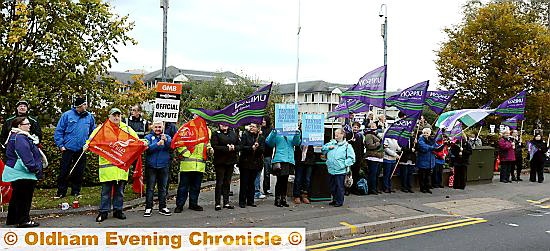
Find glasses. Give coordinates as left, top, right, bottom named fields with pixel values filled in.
left=20, top=123, right=30, bottom=126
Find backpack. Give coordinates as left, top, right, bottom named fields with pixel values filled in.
left=356, top=178, right=368, bottom=195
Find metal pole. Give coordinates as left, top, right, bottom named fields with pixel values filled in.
left=161, top=0, right=169, bottom=82
left=295, top=0, right=301, bottom=105
left=380, top=4, right=387, bottom=115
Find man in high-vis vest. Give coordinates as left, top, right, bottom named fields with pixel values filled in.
left=84, top=108, right=147, bottom=222
left=174, top=128, right=212, bottom=213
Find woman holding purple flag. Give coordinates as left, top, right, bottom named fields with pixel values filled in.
left=528, top=134, right=547, bottom=183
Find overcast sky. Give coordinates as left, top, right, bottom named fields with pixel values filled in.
left=109, top=0, right=470, bottom=91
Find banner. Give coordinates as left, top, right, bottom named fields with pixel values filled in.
left=190, top=84, right=272, bottom=127
left=502, top=116, right=518, bottom=130
left=425, top=90, right=456, bottom=115
left=494, top=90, right=526, bottom=120
left=384, top=115, right=419, bottom=148
left=435, top=109, right=494, bottom=131
left=340, top=65, right=386, bottom=108
left=301, top=114, right=325, bottom=146
left=0, top=159, right=12, bottom=204
left=327, top=99, right=369, bottom=118
left=171, top=116, right=210, bottom=153
left=275, top=103, right=299, bottom=136
left=386, top=80, right=429, bottom=117
left=88, top=120, right=147, bottom=172
left=449, top=122, right=463, bottom=141
left=153, top=82, right=182, bottom=123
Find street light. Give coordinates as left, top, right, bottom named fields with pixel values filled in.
left=160, top=0, right=169, bottom=82
left=379, top=4, right=387, bottom=67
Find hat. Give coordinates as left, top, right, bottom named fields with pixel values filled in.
left=73, top=97, right=87, bottom=107
left=109, top=108, right=122, bottom=115
left=16, top=100, right=29, bottom=107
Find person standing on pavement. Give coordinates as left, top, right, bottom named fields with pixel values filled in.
left=3, top=117, right=45, bottom=228
left=345, top=122, right=365, bottom=195
left=449, top=136, right=473, bottom=189
left=416, top=128, right=440, bottom=194
left=238, top=123, right=265, bottom=208
left=1, top=100, right=42, bottom=149
left=528, top=134, right=547, bottom=183
left=211, top=124, right=239, bottom=211
left=293, top=143, right=315, bottom=204
left=511, top=130, right=524, bottom=181
left=432, top=134, right=449, bottom=188
left=254, top=116, right=272, bottom=199
left=364, top=122, right=383, bottom=195
left=143, top=121, right=172, bottom=217
left=498, top=129, right=516, bottom=183
left=85, top=108, right=145, bottom=222
left=125, top=105, right=150, bottom=139
left=398, top=139, right=416, bottom=193
left=265, top=129, right=301, bottom=207
left=322, top=129, right=355, bottom=207
left=53, top=97, right=95, bottom=199
left=382, top=137, right=401, bottom=193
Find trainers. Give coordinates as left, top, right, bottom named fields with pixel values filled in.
left=258, top=194, right=266, bottom=199
left=159, top=208, right=171, bottom=216
left=144, top=208, right=152, bottom=217
left=113, top=210, right=126, bottom=220
left=215, top=205, right=222, bottom=211
left=96, top=212, right=108, bottom=222
left=174, top=206, right=184, bottom=213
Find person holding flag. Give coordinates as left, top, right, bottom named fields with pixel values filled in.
left=143, top=121, right=172, bottom=217
left=84, top=108, right=147, bottom=222
left=497, top=129, right=516, bottom=183
left=511, top=130, right=524, bottom=181
left=416, top=128, right=441, bottom=194
left=528, top=133, right=547, bottom=183
left=449, top=136, right=473, bottom=189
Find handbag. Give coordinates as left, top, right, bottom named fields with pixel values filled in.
left=344, top=145, right=353, bottom=188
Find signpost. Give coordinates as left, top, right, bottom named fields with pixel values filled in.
left=153, top=82, right=182, bottom=123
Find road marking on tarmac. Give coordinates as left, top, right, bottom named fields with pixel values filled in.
left=339, top=222, right=357, bottom=234
left=526, top=198, right=550, bottom=204
left=307, top=217, right=487, bottom=251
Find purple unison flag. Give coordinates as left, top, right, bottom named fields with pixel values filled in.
left=384, top=114, right=420, bottom=148
left=502, top=116, right=519, bottom=130
left=425, top=90, right=457, bottom=115
left=449, top=122, right=463, bottom=141
left=189, top=84, right=272, bottom=127
left=327, top=98, right=369, bottom=118
left=494, top=90, right=526, bottom=120
left=340, top=66, right=386, bottom=108
left=385, top=81, right=429, bottom=117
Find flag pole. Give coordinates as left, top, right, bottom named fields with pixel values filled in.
left=519, top=120, right=524, bottom=143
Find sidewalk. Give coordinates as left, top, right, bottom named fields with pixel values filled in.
left=7, top=173, right=550, bottom=241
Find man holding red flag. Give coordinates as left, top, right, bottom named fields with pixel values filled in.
left=84, top=108, right=147, bottom=222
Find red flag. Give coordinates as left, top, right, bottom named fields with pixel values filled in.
left=0, top=159, right=12, bottom=204
left=171, top=116, right=209, bottom=153
left=132, top=157, right=145, bottom=194
left=88, top=120, right=147, bottom=172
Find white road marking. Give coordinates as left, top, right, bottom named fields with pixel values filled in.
left=527, top=214, right=544, bottom=217
left=546, top=231, right=550, bottom=234
left=507, top=223, right=519, bottom=227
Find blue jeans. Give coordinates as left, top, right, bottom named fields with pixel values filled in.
left=57, top=149, right=86, bottom=196
left=293, top=164, right=312, bottom=197
left=99, top=181, right=125, bottom=213
left=382, top=160, right=396, bottom=191
left=399, top=164, right=415, bottom=190
left=367, top=160, right=381, bottom=193
left=145, top=166, right=169, bottom=209
left=329, top=174, right=345, bottom=206
left=254, top=170, right=262, bottom=198
left=176, top=171, right=203, bottom=207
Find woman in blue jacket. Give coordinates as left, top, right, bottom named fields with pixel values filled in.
left=3, top=117, right=45, bottom=228
left=143, top=121, right=172, bottom=217
left=322, top=129, right=355, bottom=207
left=265, top=129, right=301, bottom=207
left=416, top=128, right=441, bottom=194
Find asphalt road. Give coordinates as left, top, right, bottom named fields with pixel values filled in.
left=308, top=206, right=550, bottom=251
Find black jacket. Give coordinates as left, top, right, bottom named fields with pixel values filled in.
left=125, top=116, right=149, bottom=139
left=530, top=140, right=548, bottom=164
left=211, top=129, right=240, bottom=165
left=1, top=113, right=42, bottom=145
left=346, top=131, right=365, bottom=159
left=399, top=146, right=417, bottom=164
left=294, top=145, right=316, bottom=166
left=261, top=126, right=274, bottom=158
left=449, top=140, right=473, bottom=167
left=239, top=131, right=265, bottom=170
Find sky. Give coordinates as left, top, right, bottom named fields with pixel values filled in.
left=108, top=0, right=470, bottom=91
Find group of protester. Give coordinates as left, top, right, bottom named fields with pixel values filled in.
left=0, top=98, right=547, bottom=228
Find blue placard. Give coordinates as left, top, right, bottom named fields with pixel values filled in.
left=302, top=114, right=325, bottom=146
left=275, top=103, right=298, bottom=136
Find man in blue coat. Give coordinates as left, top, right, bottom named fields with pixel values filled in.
left=53, top=97, right=95, bottom=199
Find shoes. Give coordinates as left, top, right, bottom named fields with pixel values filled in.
left=538, top=181, right=543, bottom=183
left=301, top=195, right=310, bottom=204
left=96, top=212, right=108, bottom=222
left=113, top=210, right=126, bottom=220
left=215, top=205, right=222, bottom=211
left=511, top=177, right=517, bottom=181
left=53, top=194, right=65, bottom=199
left=344, top=190, right=350, bottom=196
left=174, top=206, right=184, bottom=213
left=407, top=189, right=414, bottom=193
left=368, top=191, right=378, bottom=195
left=274, top=197, right=282, bottom=207
left=159, top=208, right=171, bottom=216
left=293, top=197, right=301, bottom=204
left=333, top=204, right=343, bottom=207
left=517, top=178, right=523, bottom=181
left=400, top=189, right=408, bottom=193
left=17, top=221, right=39, bottom=228
left=383, top=189, right=391, bottom=193
left=264, top=190, right=273, bottom=196
left=223, top=204, right=234, bottom=209
left=280, top=198, right=290, bottom=207
left=256, top=194, right=266, bottom=199
left=239, top=204, right=246, bottom=208
left=144, top=208, right=152, bottom=217
left=247, top=203, right=257, bottom=207
left=329, top=201, right=336, bottom=206
left=189, top=205, right=204, bottom=211
left=425, top=190, right=432, bottom=194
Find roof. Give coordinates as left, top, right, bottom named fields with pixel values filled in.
left=107, top=66, right=243, bottom=84
left=275, top=80, right=351, bottom=94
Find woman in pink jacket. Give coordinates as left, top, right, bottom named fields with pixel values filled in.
left=498, top=130, right=516, bottom=183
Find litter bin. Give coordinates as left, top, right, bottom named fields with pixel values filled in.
left=467, top=146, right=495, bottom=183
left=309, top=162, right=331, bottom=201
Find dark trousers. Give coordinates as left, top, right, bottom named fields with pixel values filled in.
left=214, top=164, right=234, bottom=205
left=57, top=149, right=86, bottom=196
left=453, top=165, right=467, bottom=189
left=275, top=175, right=289, bottom=199
left=176, top=171, right=203, bottom=207
left=145, top=166, right=169, bottom=209
left=263, top=157, right=272, bottom=193
left=367, top=160, right=381, bottom=193
left=329, top=174, right=345, bottom=206
left=399, top=164, right=414, bottom=190
left=6, top=179, right=36, bottom=225
left=239, top=168, right=258, bottom=206
left=432, top=163, right=444, bottom=187
left=530, top=161, right=545, bottom=182
left=511, top=157, right=523, bottom=180
left=382, top=161, right=396, bottom=191
left=99, top=181, right=125, bottom=213
left=348, top=160, right=362, bottom=193
left=293, top=165, right=312, bottom=197
left=418, top=168, right=432, bottom=191
left=500, top=161, right=512, bottom=182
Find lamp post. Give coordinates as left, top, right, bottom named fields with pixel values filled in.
left=379, top=4, right=387, bottom=115
left=295, top=0, right=301, bottom=105
left=160, top=0, right=169, bottom=82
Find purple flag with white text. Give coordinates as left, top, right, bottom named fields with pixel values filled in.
left=340, top=66, right=386, bottom=108
left=425, top=90, right=456, bottom=115
left=494, top=90, right=526, bottom=120
left=385, top=81, right=429, bottom=117
left=327, top=99, right=369, bottom=118
left=384, top=114, right=420, bottom=148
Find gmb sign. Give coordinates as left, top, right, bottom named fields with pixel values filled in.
left=153, top=82, right=183, bottom=123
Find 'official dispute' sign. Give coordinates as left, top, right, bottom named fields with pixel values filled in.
left=153, top=82, right=182, bottom=123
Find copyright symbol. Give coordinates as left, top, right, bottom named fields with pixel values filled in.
left=4, top=231, right=18, bottom=245
left=288, top=231, right=302, bottom=245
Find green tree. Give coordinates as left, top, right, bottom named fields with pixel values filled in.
left=0, top=0, right=135, bottom=124
left=436, top=1, right=550, bottom=127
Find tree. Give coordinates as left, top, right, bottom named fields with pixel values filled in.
left=0, top=0, right=135, bottom=124
left=436, top=1, right=550, bottom=127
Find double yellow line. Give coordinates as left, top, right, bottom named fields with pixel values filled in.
left=307, top=217, right=487, bottom=251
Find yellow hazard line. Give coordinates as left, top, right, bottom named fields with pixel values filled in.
left=527, top=197, right=550, bottom=204
left=339, top=222, right=357, bottom=234
left=307, top=217, right=486, bottom=250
